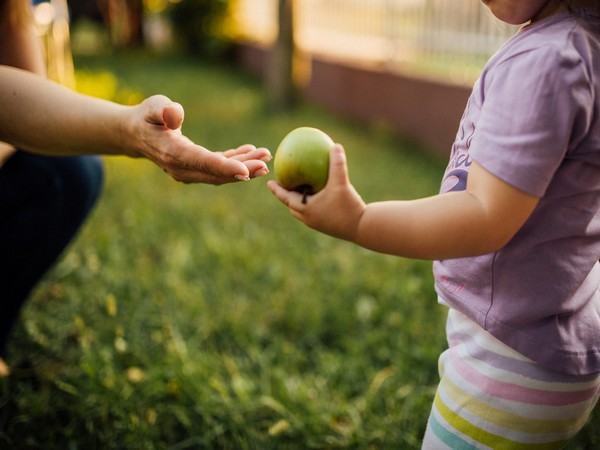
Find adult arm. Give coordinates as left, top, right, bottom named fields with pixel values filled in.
left=0, top=0, right=46, bottom=75
left=0, top=66, right=271, bottom=184
left=0, top=0, right=46, bottom=164
left=0, top=1, right=271, bottom=184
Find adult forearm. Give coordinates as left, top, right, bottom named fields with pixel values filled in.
left=0, top=66, right=130, bottom=156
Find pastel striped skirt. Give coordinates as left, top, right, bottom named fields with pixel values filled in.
left=422, top=307, right=600, bottom=449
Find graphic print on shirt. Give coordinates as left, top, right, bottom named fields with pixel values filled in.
left=440, top=110, right=475, bottom=194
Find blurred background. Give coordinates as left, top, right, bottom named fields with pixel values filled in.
left=4, top=2, right=597, bottom=449
left=34, top=0, right=519, bottom=157
left=58, top=0, right=516, bottom=78
left=233, top=0, right=516, bottom=79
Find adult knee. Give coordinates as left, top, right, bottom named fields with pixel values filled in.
left=55, top=155, right=104, bottom=222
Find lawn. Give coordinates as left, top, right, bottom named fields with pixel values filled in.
left=1, top=51, right=598, bottom=449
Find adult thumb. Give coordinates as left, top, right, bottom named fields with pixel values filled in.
left=145, top=95, right=184, bottom=129
left=161, top=102, right=185, bottom=130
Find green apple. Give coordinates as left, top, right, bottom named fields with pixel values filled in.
left=274, top=127, right=334, bottom=203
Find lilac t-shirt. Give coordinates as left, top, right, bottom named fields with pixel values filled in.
left=434, top=12, right=600, bottom=375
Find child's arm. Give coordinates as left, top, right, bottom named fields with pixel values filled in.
left=268, top=144, right=539, bottom=260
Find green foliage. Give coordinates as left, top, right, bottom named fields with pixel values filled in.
left=74, top=69, right=144, bottom=105
left=167, top=0, right=233, bottom=60
left=0, top=53, right=597, bottom=449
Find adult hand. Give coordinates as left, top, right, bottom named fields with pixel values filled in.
left=267, top=144, right=365, bottom=242
left=131, top=95, right=272, bottom=185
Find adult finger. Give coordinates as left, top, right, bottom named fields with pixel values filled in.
left=224, top=145, right=272, bottom=162
left=164, top=163, right=249, bottom=184
left=164, top=145, right=250, bottom=183
left=243, top=159, right=270, bottom=178
left=231, top=148, right=273, bottom=163
left=223, top=144, right=256, bottom=156
left=192, top=148, right=251, bottom=181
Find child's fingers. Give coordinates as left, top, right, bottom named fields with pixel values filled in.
left=267, top=180, right=304, bottom=210
left=268, top=144, right=349, bottom=211
left=327, top=144, right=350, bottom=187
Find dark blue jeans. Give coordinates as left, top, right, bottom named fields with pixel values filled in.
left=0, top=151, right=104, bottom=356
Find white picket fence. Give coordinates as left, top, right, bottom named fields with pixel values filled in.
left=233, top=0, right=518, bottom=78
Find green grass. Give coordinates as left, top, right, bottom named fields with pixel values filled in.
left=1, top=52, right=598, bottom=449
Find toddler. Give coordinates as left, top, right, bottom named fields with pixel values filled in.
left=269, top=0, right=600, bottom=447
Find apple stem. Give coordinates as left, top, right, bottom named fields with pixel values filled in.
left=302, top=186, right=309, bottom=204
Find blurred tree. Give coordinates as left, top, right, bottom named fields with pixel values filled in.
left=167, top=0, right=232, bottom=60
left=67, top=0, right=104, bottom=23
left=96, top=0, right=145, bottom=47
left=267, top=0, right=296, bottom=111
left=69, top=0, right=179, bottom=50
left=34, top=0, right=76, bottom=87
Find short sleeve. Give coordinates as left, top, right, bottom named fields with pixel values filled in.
left=470, top=43, right=593, bottom=197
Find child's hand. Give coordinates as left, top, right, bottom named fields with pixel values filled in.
left=268, top=144, right=366, bottom=243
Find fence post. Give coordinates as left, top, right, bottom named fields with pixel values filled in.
left=268, top=0, right=296, bottom=111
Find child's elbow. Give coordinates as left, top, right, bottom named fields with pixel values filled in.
left=477, top=227, right=519, bottom=255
